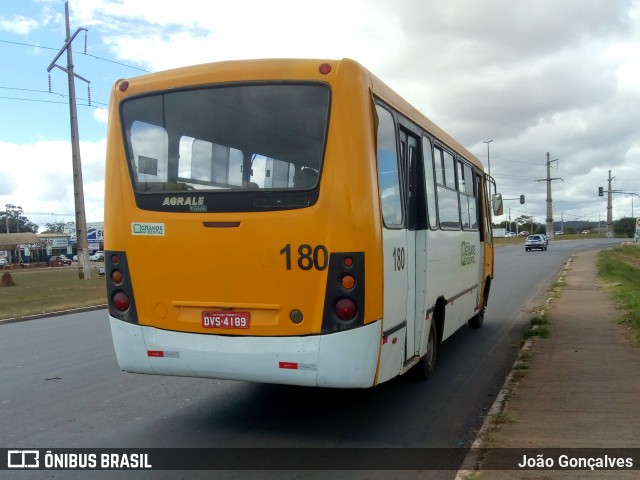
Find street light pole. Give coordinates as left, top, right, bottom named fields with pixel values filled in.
left=483, top=140, right=493, bottom=178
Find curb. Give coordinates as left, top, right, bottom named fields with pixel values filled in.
left=0, top=304, right=107, bottom=325
left=454, top=255, right=573, bottom=478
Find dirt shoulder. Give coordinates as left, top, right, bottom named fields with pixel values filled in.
left=463, top=250, right=640, bottom=479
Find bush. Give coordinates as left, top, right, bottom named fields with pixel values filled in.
left=2, top=272, right=16, bottom=287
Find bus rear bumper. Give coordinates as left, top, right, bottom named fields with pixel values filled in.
left=109, top=316, right=382, bottom=388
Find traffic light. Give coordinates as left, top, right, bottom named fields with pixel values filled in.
left=520, top=195, right=525, bottom=204
left=598, top=187, right=604, bottom=197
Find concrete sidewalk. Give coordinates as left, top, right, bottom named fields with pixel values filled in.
left=470, top=250, right=640, bottom=478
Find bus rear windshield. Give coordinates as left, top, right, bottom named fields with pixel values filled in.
left=120, top=83, right=330, bottom=210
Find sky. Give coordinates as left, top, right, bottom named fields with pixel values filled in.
left=1, top=0, right=639, bottom=232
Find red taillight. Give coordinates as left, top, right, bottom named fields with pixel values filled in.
left=319, top=63, right=332, bottom=75
left=335, top=298, right=356, bottom=321
left=112, top=291, right=130, bottom=311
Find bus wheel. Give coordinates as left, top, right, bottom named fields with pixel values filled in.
left=468, top=308, right=484, bottom=329
left=416, top=321, right=437, bottom=379
left=469, top=280, right=489, bottom=329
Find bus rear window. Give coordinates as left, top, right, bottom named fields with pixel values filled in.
left=120, top=83, right=330, bottom=209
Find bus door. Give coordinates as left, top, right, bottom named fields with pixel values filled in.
left=399, top=129, right=423, bottom=361
left=479, top=174, right=492, bottom=304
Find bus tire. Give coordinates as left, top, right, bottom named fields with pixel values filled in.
left=468, top=308, right=484, bottom=329
left=416, top=321, right=437, bottom=379
left=469, top=279, right=490, bottom=329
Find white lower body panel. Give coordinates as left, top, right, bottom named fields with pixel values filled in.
left=109, top=316, right=382, bottom=388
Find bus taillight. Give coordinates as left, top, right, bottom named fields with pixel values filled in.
left=335, top=298, right=356, bottom=321
left=112, top=291, right=130, bottom=311
left=341, top=274, right=356, bottom=290
left=321, top=252, right=365, bottom=332
left=111, top=269, right=123, bottom=284
left=106, top=251, right=139, bottom=323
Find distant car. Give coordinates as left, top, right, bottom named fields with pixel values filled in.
left=505, top=232, right=516, bottom=238
left=90, top=251, right=105, bottom=262
left=49, top=255, right=72, bottom=266
left=0, top=258, right=7, bottom=269
left=525, top=234, right=548, bottom=252
left=73, top=255, right=78, bottom=261
left=554, top=231, right=564, bottom=235
left=518, top=231, right=529, bottom=237
left=581, top=230, right=590, bottom=234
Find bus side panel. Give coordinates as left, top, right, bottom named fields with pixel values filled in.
left=426, top=230, right=482, bottom=340
left=376, top=228, right=408, bottom=384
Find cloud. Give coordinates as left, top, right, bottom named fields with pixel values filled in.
left=0, top=15, right=39, bottom=35
left=93, top=107, right=108, bottom=125
left=4, top=0, right=639, bottom=226
left=0, top=139, right=106, bottom=229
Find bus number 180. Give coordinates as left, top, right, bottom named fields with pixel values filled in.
left=280, top=244, right=328, bottom=271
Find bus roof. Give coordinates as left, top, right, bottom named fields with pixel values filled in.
left=114, top=57, right=484, bottom=172
left=363, top=66, right=483, bottom=171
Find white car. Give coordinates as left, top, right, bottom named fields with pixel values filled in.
left=525, top=234, right=548, bottom=252
left=90, top=251, right=105, bottom=261
left=0, top=258, right=7, bottom=268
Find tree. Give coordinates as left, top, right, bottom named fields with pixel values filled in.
left=515, top=215, right=540, bottom=233
left=614, top=217, right=636, bottom=238
left=1, top=204, right=39, bottom=234
left=42, top=221, right=68, bottom=234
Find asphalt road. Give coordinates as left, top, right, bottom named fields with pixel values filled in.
left=0, top=237, right=621, bottom=480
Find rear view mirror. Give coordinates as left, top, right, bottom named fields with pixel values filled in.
left=492, top=193, right=504, bottom=216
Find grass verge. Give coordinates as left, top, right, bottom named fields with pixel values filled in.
left=597, top=244, right=640, bottom=346
left=0, top=266, right=106, bottom=320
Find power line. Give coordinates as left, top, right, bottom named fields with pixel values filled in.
left=0, top=86, right=64, bottom=97
left=474, top=153, right=541, bottom=166
left=1, top=34, right=143, bottom=108
left=0, top=95, right=107, bottom=108
left=0, top=38, right=148, bottom=73
left=25, top=212, right=75, bottom=217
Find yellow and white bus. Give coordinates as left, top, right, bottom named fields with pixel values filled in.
left=104, top=58, right=502, bottom=388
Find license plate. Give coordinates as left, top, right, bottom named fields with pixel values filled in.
left=202, top=311, right=250, bottom=329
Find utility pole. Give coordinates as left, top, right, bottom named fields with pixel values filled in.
left=606, top=170, right=614, bottom=238
left=483, top=140, right=493, bottom=178
left=47, top=2, right=91, bottom=279
left=536, top=152, right=562, bottom=240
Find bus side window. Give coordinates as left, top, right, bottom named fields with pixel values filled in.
left=434, top=146, right=461, bottom=230
left=399, top=128, right=424, bottom=231
left=422, top=137, right=438, bottom=230
left=376, top=105, right=403, bottom=227
left=475, top=173, right=485, bottom=241
left=443, top=151, right=456, bottom=189
left=458, top=160, right=477, bottom=230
